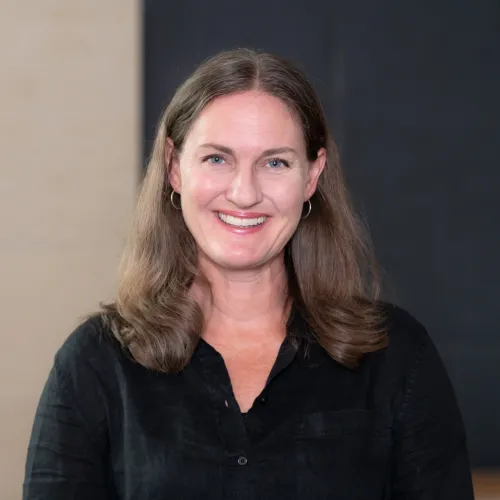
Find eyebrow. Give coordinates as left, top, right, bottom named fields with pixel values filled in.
left=198, top=143, right=299, bottom=159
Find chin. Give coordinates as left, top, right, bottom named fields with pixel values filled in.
left=199, top=242, right=279, bottom=271
left=206, top=249, right=265, bottom=271
left=215, top=257, right=262, bottom=271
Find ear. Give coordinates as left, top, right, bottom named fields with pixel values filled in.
left=304, top=147, right=326, bottom=200
left=165, top=137, right=181, bottom=193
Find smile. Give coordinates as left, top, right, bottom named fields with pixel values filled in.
left=217, top=212, right=267, bottom=228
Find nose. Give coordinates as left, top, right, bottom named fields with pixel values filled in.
left=225, top=165, right=263, bottom=208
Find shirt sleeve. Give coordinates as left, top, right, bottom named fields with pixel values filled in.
left=23, top=358, right=110, bottom=500
left=392, top=329, right=474, bottom=499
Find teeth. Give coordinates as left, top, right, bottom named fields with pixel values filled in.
left=218, top=212, right=267, bottom=227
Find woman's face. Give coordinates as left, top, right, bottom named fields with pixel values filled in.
left=168, top=91, right=325, bottom=272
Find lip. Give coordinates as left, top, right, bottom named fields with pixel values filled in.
left=214, top=210, right=269, bottom=218
left=213, top=211, right=268, bottom=234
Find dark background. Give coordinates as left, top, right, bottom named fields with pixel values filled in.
left=143, top=0, right=500, bottom=466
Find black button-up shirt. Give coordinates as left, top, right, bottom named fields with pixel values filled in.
left=23, top=304, right=474, bottom=499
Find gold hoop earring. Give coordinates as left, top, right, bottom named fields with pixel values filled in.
left=301, top=199, right=312, bottom=219
left=170, top=190, right=181, bottom=210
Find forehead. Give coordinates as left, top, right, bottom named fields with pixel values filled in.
left=183, top=91, right=305, bottom=151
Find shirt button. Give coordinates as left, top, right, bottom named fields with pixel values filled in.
left=259, top=395, right=268, bottom=404
left=237, top=456, right=248, bottom=466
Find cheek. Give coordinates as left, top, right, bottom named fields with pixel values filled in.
left=182, top=170, right=222, bottom=205
left=266, top=181, right=305, bottom=215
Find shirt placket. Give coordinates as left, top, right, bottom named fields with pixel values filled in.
left=197, top=343, right=255, bottom=498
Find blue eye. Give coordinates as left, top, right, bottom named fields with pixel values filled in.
left=208, top=155, right=225, bottom=165
left=267, top=158, right=288, bottom=169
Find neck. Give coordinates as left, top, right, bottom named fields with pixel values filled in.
left=192, top=253, right=290, bottom=347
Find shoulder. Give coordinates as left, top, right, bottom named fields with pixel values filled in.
left=54, top=314, right=126, bottom=383
left=364, top=302, right=449, bottom=408
left=378, top=301, right=432, bottom=358
left=50, top=314, right=143, bottom=425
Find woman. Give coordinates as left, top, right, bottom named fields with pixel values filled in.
left=24, top=49, right=474, bottom=499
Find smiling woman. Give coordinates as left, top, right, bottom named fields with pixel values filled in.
left=24, top=49, right=474, bottom=499
left=167, top=90, right=326, bottom=275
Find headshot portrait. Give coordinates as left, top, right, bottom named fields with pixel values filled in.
left=23, top=47, right=475, bottom=499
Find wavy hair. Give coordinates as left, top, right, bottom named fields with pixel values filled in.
left=100, top=48, right=388, bottom=372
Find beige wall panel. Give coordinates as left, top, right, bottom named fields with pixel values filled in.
left=0, top=2, right=139, bottom=498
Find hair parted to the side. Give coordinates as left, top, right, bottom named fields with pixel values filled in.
left=100, top=48, right=388, bottom=373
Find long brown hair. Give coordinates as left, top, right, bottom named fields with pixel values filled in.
left=101, top=48, right=388, bottom=372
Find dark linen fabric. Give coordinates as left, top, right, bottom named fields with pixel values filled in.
left=23, top=303, right=474, bottom=499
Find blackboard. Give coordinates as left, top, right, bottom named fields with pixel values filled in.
left=143, top=0, right=500, bottom=466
